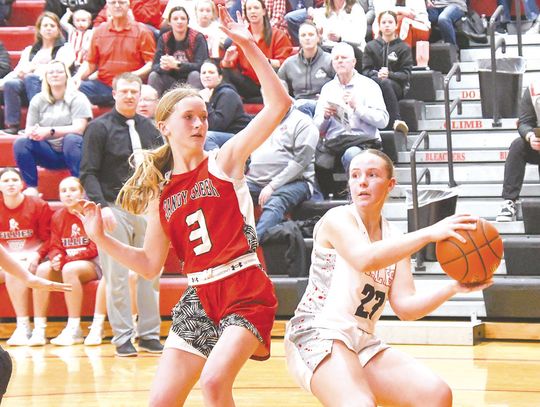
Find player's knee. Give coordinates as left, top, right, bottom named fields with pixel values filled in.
left=199, top=369, right=231, bottom=401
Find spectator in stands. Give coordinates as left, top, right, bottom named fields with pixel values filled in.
left=44, top=0, right=106, bottom=21
left=149, top=6, right=208, bottom=96
left=311, top=0, right=367, bottom=54
left=71, top=0, right=155, bottom=106
left=80, top=72, right=164, bottom=357
left=0, top=0, right=14, bottom=26
left=278, top=21, right=334, bottom=117
left=363, top=11, right=412, bottom=135
left=497, top=0, right=540, bottom=34
left=13, top=60, right=92, bottom=198
left=284, top=149, right=492, bottom=407
left=283, top=0, right=325, bottom=46
left=373, top=0, right=431, bottom=48
left=0, top=168, right=52, bottom=346
left=200, top=60, right=252, bottom=150
left=191, top=0, right=226, bottom=59
left=136, top=84, right=159, bottom=120
left=0, top=41, right=10, bottom=80
left=246, top=104, right=319, bottom=241
left=93, top=0, right=162, bottom=38
left=314, top=43, right=388, bottom=196
left=28, top=177, right=101, bottom=347
left=162, top=0, right=197, bottom=25
left=426, top=0, right=466, bottom=47
left=221, top=0, right=293, bottom=101
left=497, top=85, right=540, bottom=222
left=60, top=8, right=94, bottom=71
left=1, top=12, right=75, bottom=135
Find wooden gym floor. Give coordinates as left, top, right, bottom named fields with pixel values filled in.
left=2, top=336, right=540, bottom=406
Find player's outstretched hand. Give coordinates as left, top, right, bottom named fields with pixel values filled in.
left=26, top=274, right=72, bottom=292
left=428, top=214, right=479, bottom=244
left=218, top=5, right=253, bottom=47
left=74, top=199, right=105, bottom=242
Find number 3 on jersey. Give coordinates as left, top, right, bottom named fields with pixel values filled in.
left=185, top=209, right=212, bottom=255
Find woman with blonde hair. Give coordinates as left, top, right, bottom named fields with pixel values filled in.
left=78, top=6, right=291, bottom=405
left=1, top=11, right=75, bottom=135
left=13, top=60, right=92, bottom=197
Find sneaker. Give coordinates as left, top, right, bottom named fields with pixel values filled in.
left=138, top=338, right=164, bottom=354
left=115, top=340, right=138, bottom=357
left=526, top=19, right=540, bottom=35
left=6, top=327, right=31, bottom=346
left=496, top=200, right=516, bottom=222
left=1, top=125, right=19, bottom=135
left=50, top=327, right=84, bottom=346
left=393, top=120, right=409, bottom=136
left=28, top=329, right=47, bottom=347
left=84, top=326, right=104, bottom=346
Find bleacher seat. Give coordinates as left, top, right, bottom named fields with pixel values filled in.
left=0, top=27, right=35, bottom=52
left=7, top=0, right=44, bottom=27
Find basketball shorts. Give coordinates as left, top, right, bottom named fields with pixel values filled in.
left=165, top=265, right=277, bottom=361
left=284, top=326, right=389, bottom=393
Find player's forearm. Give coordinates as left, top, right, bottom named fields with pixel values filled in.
left=393, top=283, right=458, bottom=321
left=93, top=234, right=161, bottom=279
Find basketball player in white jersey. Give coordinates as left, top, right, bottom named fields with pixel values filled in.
left=285, top=149, right=492, bottom=406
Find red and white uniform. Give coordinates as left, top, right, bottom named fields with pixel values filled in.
left=0, top=196, right=52, bottom=261
left=159, top=151, right=277, bottom=360
left=48, top=207, right=99, bottom=271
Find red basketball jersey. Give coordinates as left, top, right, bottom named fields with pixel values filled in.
left=48, top=208, right=99, bottom=269
left=0, top=195, right=52, bottom=259
left=159, top=151, right=258, bottom=273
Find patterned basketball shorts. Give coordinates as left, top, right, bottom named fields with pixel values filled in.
left=165, top=286, right=264, bottom=358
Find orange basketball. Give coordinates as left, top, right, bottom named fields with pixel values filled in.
left=435, top=218, right=503, bottom=284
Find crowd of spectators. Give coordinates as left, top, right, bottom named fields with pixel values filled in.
left=0, top=0, right=531, bottom=347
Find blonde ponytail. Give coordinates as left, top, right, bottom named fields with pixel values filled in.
left=117, top=144, right=173, bottom=214
left=116, top=84, right=202, bottom=214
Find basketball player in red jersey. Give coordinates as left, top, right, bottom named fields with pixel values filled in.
left=0, top=168, right=55, bottom=346
left=77, top=6, right=291, bottom=406
left=285, top=150, right=493, bottom=407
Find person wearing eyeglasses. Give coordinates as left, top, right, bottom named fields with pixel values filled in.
left=71, top=0, right=156, bottom=106
left=136, top=84, right=159, bottom=120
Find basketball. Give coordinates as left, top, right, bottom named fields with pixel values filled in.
left=435, top=218, right=503, bottom=284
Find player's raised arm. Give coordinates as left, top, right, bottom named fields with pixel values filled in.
left=216, top=6, right=291, bottom=178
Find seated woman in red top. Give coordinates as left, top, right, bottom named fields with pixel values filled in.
left=221, top=0, right=292, bottom=101
left=28, top=177, right=101, bottom=347
left=78, top=6, right=291, bottom=405
left=0, top=168, right=52, bottom=346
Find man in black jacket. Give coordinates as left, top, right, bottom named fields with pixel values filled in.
left=80, top=73, right=164, bottom=357
left=497, top=85, right=540, bottom=222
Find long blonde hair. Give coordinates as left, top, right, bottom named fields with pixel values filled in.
left=117, top=86, right=202, bottom=214
left=42, top=60, right=71, bottom=104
